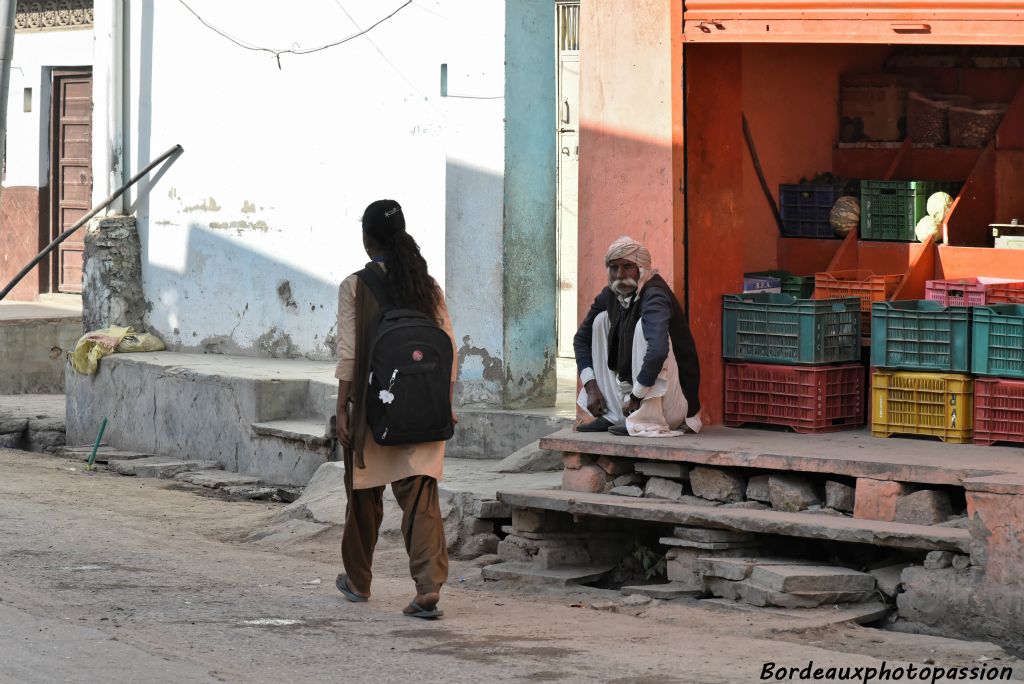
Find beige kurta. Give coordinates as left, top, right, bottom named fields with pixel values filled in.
left=335, top=273, right=457, bottom=490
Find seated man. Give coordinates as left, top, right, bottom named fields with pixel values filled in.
left=574, top=236, right=702, bottom=437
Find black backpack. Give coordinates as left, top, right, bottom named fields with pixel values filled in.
left=356, top=266, right=455, bottom=446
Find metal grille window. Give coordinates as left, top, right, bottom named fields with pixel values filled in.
left=558, top=2, right=579, bottom=53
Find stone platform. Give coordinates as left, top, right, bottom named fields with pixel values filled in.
left=0, top=297, right=82, bottom=394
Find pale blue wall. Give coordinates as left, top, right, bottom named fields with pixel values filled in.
left=502, top=0, right=557, bottom=409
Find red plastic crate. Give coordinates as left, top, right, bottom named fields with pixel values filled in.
left=925, top=278, right=1024, bottom=307
left=974, top=377, right=1024, bottom=446
left=724, top=362, right=865, bottom=433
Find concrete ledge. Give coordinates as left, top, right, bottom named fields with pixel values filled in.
left=252, top=419, right=330, bottom=447
left=540, top=428, right=1024, bottom=487
left=497, top=488, right=972, bottom=552
left=449, top=407, right=573, bottom=459
left=0, top=304, right=81, bottom=394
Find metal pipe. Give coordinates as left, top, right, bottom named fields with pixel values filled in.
left=0, top=0, right=18, bottom=208
left=0, top=143, right=183, bottom=301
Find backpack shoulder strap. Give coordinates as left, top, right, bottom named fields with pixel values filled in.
left=355, top=264, right=394, bottom=312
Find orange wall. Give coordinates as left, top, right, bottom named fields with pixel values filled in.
left=578, top=0, right=682, bottom=310
left=740, top=44, right=891, bottom=273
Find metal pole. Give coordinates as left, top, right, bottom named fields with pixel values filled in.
left=0, top=0, right=17, bottom=207
left=0, top=143, right=183, bottom=301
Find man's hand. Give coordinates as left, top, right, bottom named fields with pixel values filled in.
left=623, top=394, right=642, bottom=416
left=451, top=410, right=459, bottom=426
left=584, top=380, right=608, bottom=417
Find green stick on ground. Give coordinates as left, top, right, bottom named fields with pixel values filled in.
left=85, top=417, right=108, bottom=471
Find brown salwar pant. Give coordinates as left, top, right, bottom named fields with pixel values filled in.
left=341, top=448, right=449, bottom=596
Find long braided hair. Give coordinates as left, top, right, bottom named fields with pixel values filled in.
left=362, top=199, right=443, bottom=320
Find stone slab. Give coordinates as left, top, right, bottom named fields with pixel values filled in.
left=644, top=477, right=683, bottom=500
left=749, top=565, right=875, bottom=594
left=620, top=583, right=701, bottom=600
left=696, top=557, right=818, bottom=581
left=634, top=461, right=690, bottom=480
left=538, top=428, right=1024, bottom=488
left=673, top=527, right=754, bottom=543
left=110, top=457, right=219, bottom=479
left=611, top=486, right=643, bottom=497
left=473, top=499, right=512, bottom=519
left=870, top=564, right=910, bottom=597
left=480, top=562, right=614, bottom=586
left=733, top=579, right=874, bottom=609
left=66, top=447, right=156, bottom=464
left=175, top=470, right=264, bottom=488
left=492, top=440, right=562, bottom=473
left=699, top=598, right=891, bottom=626
left=690, top=466, right=746, bottom=503
left=659, top=537, right=757, bottom=551
left=497, top=489, right=971, bottom=552
left=251, top=419, right=330, bottom=447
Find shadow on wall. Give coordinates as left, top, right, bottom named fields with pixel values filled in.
left=143, top=224, right=341, bottom=360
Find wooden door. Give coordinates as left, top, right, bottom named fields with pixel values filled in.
left=556, top=2, right=580, bottom=358
left=49, top=70, right=93, bottom=294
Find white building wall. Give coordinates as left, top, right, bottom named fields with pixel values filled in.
left=5, top=27, right=92, bottom=188
left=113, top=0, right=505, bottom=360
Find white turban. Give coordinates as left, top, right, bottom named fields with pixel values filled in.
left=605, top=236, right=652, bottom=270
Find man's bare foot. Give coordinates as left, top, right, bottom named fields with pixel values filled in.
left=403, top=591, right=443, bottom=619
left=335, top=574, right=369, bottom=602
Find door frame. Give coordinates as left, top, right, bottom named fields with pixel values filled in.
left=555, top=0, right=580, bottom=359
left=46, top=66, right=93, bottom=294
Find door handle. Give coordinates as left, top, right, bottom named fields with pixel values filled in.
left=562, top=99, right=570, bottom=124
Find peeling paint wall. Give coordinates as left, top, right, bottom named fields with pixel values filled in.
left=117, top=0, right=473, bottom=360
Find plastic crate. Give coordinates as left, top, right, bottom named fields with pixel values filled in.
left=870, top=300, right=972, bottom=372
left=871, top=370, right=973, bottom=443
left=925, top=278, right=1024, bottom=306
left=972, top=304, right=1024, bottom=379
left=725, top=362, right=864, bottom=433
left=779, top=184, right=847, bottom=238
left=722, top=294, right=861, bottom=365
left=743, top=275, right=782, bottom=293
left=973, top=377, right=1024, bottom=446
left=814, top=270, right=903, bottom=331
left=860, top=180, right=962, bottom=242
left=746, top=270, right=815, bottom=299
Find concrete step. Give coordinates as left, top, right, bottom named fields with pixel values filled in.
left=251, top=419, right=331, bottom=448
left=540, top=427, right=1024, bottom=488
left=175, top=470, right=263, bottom=489
left=481, top=561, right=615, bottom=586
left=109, top=457, right=219, bottom=479
left=56, top=445, right=156, bottom=463
left=497, top=488, right=971, bottom=552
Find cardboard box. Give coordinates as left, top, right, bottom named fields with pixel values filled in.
left=841, top=86, right=907, bottom=142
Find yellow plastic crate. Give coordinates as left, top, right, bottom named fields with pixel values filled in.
left=871, top=370, right=974, bottom=443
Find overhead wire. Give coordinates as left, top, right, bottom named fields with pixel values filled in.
left=176, top=0, right=413, bottom=69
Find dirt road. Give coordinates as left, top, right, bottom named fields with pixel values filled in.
left=0, top=448, right=1018, bottom=683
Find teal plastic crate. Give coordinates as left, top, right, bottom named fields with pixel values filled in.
left=860, top=180, right=962, bottom=242
left=870, top=300, right=972, bottom=372
left=745, top=270, right=815, bottom=299
left=723, top=293, right=861, bottom=365
left=972, top=304, right=1024, bottom=379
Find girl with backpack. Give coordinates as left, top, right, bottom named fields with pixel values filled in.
left=333, top=199, right=457, bottom=619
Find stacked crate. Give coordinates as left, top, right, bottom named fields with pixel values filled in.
left=971, top=304, right=1024, bottom=446
left=869, top=300, right=974, bottom=443
left=722, top=293, right=863, bottom=433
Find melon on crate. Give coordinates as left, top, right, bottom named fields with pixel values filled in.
left=915, top=215, right=942, bottom=243
left=829, top=196, right=860, bottom=237
left=927, top=191, right=954, bottom=222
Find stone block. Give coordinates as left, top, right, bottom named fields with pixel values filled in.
left=465, top=517, right=495, bottom=535
left=562, top=464, right=606, bottom=493
left=660, top=537, right=755, bottom=551
left=746, top=475, right=771, bottom=503
left=493, top=441, right=562, bottom=473
left=620, top=583, right=701, bottom=600
left=596, top=455, right=632, bottom=476
left=703, top=576, right=742, bottom=600
left=924, top=551, right=955, bottom=570
left=613, top=473, right=644, bottom=487
left=853, top=478, right=910, bottom=521
left=749, top=565, right=875, bottom=593
left=673, top=527, right=753, bottom=544
left=512, top=508, right=547, bottom=533
left=690, top=467, right=746, bottom=503
left=562, top=452, right=593, bottom=470
left=825, top=481, right=855, bottom=513
left=952, top=555, right=971, bottom=571
left=610, top=486, right=643, bottom=498
left=456, top=533, right=500, bottom=560
left=768, top=475, right=821, bottom=512
left=644, top=477, right=683, bottom=500
left=697, top=557, right=816, bottom=581
left=111, top=457, right=219, bottom=479
left=895, top=490, right=953, bottom=526
left=869, top=564, right=910, bottom=597
left=277, top=462, right=346, bottom=526
left=720, top=501, right=767, bottom=510
left=679, top=495, right=722, bottom=507
left=734, top=580, right=873, bottom=609
left=175, top=470, right=263, bottom=489
left=634, top=461, right=690, bottom=480
left=473, top=499, right=511, bottom=519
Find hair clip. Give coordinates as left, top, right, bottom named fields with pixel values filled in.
left=384, top=207, right=401, bottom=218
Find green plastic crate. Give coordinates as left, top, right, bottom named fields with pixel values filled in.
left=870, top=300, right=972, bottom=372
left=860, top=180, right=962, bottom=242
left=723, top=293, right=861, bottom=365
left=972, top=304, right=1024, bottom=379
left=745, top=270, right=815, bottom=299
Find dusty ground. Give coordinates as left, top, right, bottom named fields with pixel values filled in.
left=0, top=447, right=1019, bottom=684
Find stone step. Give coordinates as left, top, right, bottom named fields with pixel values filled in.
left=57, top=445, right=156, bottom=464
left=705, top=576, right=875, bottom=609
left=497, top=488, right=971, bottom=552
left=481, top=561, right=615, bottom=586
left=251, top=419, right=330, bottom=448
left=620, top=582, right=702, bottom=600
left=660, top=537, right=759, bottom=551
left=175, top=470, right=264, bottom=489
left=110, top=457, right=220, bottom=479
left=697, top=556, right=819, bottom=581
left=700, top=598, right=891, bottom=626
left=749, top=564, right=875, bottom=594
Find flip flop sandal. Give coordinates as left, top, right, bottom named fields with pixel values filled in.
left=335, top=574, right=369, bottom=603
left=404, top=601, right=443, bottom=620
